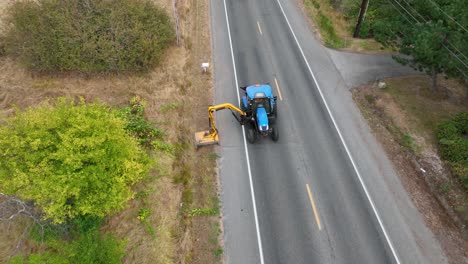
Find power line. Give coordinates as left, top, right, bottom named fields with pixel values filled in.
left=387, top=0, right=412, bottom=24
left=387, top=0, right=468, bottom=76
left=390, top=0, right=419, bottom=23
left=398, top=0, right=468, bottom=35
left=453, top=65, right=468, bottom=79
left=395, top=0, right=468, bottom=63
left=388, top=0, right=468, bottom=68
left=447, top=42, right=468, bottom=63
left=426, top=0, right=468, bottom=34
left=399, top=0, right=426, bottom=22
left=443, top=44, right=468, bottom=69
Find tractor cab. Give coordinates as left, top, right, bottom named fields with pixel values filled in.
left=240, top=84, right=278, bottom=142
left=241, top=84, right=276, bottom=115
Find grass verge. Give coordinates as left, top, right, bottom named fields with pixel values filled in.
left=303, top=0, right=345, bottom=48
left=301, top=0, right=389, bottom=52
left=352, top=75, right=468, bottom=262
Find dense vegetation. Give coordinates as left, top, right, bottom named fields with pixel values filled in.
left=437, top=112, right=468, bottom=188
left=117, top=96, right=163, bottom=147
left=10, top=216, right=125, bottom=264
left=2, top=0, right=174, bottom=73
left=304, top=0, right=345, bottom=48
left=0, top=98, right=150, bottom=223
left=333, top=0, right=467, bottom=88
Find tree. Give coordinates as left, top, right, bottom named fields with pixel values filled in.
left=353, top=0, right=370, bottom=38
left=0, top=98, right=150, bottom=223
left=397, top=21, right=450, bottom=91
left=360, top=0, right=468, bottom=90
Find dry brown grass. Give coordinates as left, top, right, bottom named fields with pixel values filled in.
left=0, top=0, right=13, bottom=28
left=299, top=0, right=391, bottom=53
left=0, top=215, right=32, bottom=261
left=0, top=0, right=221, bottom=263
left=103, top=174, right=180, bottom=264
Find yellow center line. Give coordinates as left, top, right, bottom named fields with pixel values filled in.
left=257, top=21, right=263, bottom=35
left=306, top=183, right=322, bottom=230
left=274, top=78, right=283, bottom=101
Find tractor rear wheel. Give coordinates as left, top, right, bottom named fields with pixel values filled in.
left=246, top=126, right=256, bottom=144
left=271, top=126, right=279, bottom=142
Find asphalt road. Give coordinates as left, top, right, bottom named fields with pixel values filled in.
left=210, top=0, right=447, bottom=263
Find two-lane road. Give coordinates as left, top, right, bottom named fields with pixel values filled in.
left=211, top=0, right=447, bottom=263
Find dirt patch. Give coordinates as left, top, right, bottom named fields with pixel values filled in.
left=353, top=75, right=468, bottom=263
left=0, top=0, right=221, bottom=263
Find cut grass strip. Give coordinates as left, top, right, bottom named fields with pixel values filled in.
left=304, top=0, right=346, bottom=49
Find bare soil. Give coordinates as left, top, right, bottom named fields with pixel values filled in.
left=353, top=75, right=468, bottom=264
left=0, top=0, right=221, bottom=263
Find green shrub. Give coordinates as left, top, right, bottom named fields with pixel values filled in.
left=451, top=161, right=468, bottom=187
left=13, top=229, right=125, bottom=264
left=437, top=112, right=468, bottom=162
left=452, top=112, right=468, bottom=132
left=10, top=252, right=68, bottom=264
left=437, top=112, right=468, bottom=187
left=311, top=0, right=321, bottom=9
left=118, top=96, right=163, bottom=146
left=214, top=247, right=223, bottom=257
left=65, top=230, right=125, bottom=263
left=0, top=97, right=150, bottom=223
left=317, top=11, right=345, bottom=48
left=137, top=208, right=151, bottom=222
left=3, top=0, right=174, bottom=73
left=29, top=223, right=67, bottom=243
left=72, top=215, right=104, bottom=234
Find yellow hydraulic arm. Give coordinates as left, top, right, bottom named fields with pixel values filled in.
left=195, top=103, right=247, bottom=147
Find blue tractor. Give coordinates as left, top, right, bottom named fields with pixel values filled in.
left=240, top=84, right=279, bottom=143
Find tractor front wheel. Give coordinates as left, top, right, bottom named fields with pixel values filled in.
left=246, top=126, right=257, bottom=144
left=271, top=126, right=279, bottom=142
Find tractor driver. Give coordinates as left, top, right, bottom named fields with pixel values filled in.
left=252, top=97, right=270, bottom=114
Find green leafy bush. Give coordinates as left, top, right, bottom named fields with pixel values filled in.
left=317, top=11, right=345, bottom=48
left=311, top=0, right=320, bottom=9
left=137, top=208, right=151, bottom=222
left=2, top=0, right=174, bottom=73
left=0, top=98, right=150, bottom=223
left=72, top=215, right=104, bottom=234
left=437, top=112, right=468, bottom=187
left=118, top=96, right=163, bottom=146
left=65, top=230, right=125, bottom=264
left=12, top=229, right=125, bottom=264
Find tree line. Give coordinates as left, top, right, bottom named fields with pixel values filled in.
left=347, top=0, right=467, bottom=90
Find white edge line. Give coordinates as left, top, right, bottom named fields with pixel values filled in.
left=222, top=0, right=265, bottom=264
left=274, top=0, right=401, bottom=263
left=274, top=77, right=283, bottom=101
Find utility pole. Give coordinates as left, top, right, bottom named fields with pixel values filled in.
left=353, top=0, right=369, bottom=38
